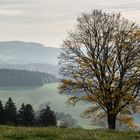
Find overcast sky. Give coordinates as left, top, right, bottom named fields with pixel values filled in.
left=0, top=0, right=139, bottom=47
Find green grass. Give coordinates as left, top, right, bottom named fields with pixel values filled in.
left=0, top=125, right=140, bottom=140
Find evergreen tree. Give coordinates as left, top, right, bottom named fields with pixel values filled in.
left=39, top=105, right=56, bottom=127
left=17, top=103, right=25, bottom=125
left=4, top=97, right=17, bottom=125
left=18, top=104, right=35, bottom=126
left=0, top=100, right=4, bottom=124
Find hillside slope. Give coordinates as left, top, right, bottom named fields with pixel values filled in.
left=0, top=41, right=61, bottom=65
left=0, top=69, right=57, bottom=86
left=0, top=63, right=59, bottom=77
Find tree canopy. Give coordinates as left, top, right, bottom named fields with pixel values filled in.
left=59, top=10, right=140, bottom=129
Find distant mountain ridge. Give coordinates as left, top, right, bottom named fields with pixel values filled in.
left=0, top=41, right=61, bottom=65
left=0, top=69, right=57, bottom=87
left=0, top=41, right=61, bottom=76
left=0, top=63, right=59, bottom=77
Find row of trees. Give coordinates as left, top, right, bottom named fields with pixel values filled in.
left=0, top=97, right=56, bottom=126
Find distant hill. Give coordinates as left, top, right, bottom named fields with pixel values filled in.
left=0, top=41, right=62, bottom=76
left=0, top=69, right=57, bottom=87
left=0, top=63, right=59, bottom=77
left=0, top=41, right=61, bottom=65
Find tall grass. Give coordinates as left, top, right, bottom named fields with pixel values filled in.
left=0, top=125, right=140, bottom=140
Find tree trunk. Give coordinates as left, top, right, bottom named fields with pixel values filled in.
left=107, top=114, right=117, bottom=130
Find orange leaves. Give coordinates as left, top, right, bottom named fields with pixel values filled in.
left=86, top=79, right=93, bottom=86
left=62, top=79, right=82, bottom=87
left=133, top=31, right=140, bottom=39
left=66, top=96, right=79, bottom=105
left=118, top=115, right=137, bottom=128
left=63, top=79, right=72, bottom=85
left=81, top=95, right=98, bottom=102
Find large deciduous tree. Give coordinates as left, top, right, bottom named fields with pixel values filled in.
left=59, top=10, right=140, bottom=129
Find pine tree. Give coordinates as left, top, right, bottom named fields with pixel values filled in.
left=17, top=103, right=25, bottom=125
left=17, top=104, right=35, bottom=126
left=0, top=100, right=4, bottom=124
left=39, top=105, right=56, bottom=127
left=4, top=97, right=17, bottom=125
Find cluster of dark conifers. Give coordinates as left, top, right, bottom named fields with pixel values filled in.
left=0, top=97, right=56, bottom=127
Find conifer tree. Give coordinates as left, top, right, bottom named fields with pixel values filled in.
left=4, top=97, right=17, bottom=125
left=17, top=103, right=25, bottom=125
left=19, top=104, right=35, bottom=126
left=39, top=105, right=56, bottom=127
left=0, top=100, right=4, bottom=124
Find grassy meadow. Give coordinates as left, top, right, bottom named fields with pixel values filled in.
left=0, top=125, right=140, bottom=140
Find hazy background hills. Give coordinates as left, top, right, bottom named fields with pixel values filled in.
left=0, top=41, right=61, bottom=77
left=0, top=41, right=61, bottom=65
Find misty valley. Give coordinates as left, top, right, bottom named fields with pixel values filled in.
left=0, top=41, right=91, bottom=128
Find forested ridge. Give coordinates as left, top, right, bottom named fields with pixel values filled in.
left=0, top=69, right=57, bottom=86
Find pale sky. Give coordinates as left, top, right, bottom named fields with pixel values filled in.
left=0, top=0, right=139, bottom=47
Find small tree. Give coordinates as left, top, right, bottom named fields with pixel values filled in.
left=0, top=100, right=4, bottom=124
left=39, top=105, right=56, bottom=127
left=59, top=10, right=140, bottom=129
left=4, top=97, right=17, bottom=125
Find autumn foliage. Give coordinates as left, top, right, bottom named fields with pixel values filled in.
left=59, top=10, right=140, bottom=129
